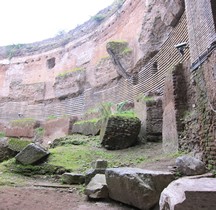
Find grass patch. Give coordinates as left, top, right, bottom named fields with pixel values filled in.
left=11, top=118, right=36, bottom=127
left=74, top=118, right=100, bottom=125
left=57, top=67, right=84, bottom=78
left=0, top=132, right=5, bottom=138
left=112, top=110, right=136, bottom=118
left=48, top=135, right=148, bottom=173
left=35, top=127, right=44, bottom=137
left=47, top=115, right=57, bottom=120
left=106, top=40, right=132, bottom=56
left=8, top=138, right=31, bottom=152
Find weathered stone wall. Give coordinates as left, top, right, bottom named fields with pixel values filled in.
left=180, top=51, right=216, bottom=165
left=135, top=97, right=163, bottom=143
left=162, top=63, right=189, bottom=153
left=185, top=0, right=216, bottom=66
left=0, top=0, right=186, bottom=122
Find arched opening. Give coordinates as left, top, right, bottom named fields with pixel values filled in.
left=46, top=57, right=56, bottom=69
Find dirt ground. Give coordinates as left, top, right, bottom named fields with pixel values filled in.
left=0, top=142, right=176, bottom=210
left=0, top=186, right=138, bottom=210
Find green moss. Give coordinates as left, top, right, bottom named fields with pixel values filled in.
left=57, top=67, right=84, bottom=78
left=0, top=132, right=5, bottom=138
left=48, top=135, right=147, bottom=172
left=47, top=115, right=57, bottom=120
left=8, top=138, right=31, bottom=152
left=106, top=40, right=132, bottom=57
left=11, top=118, right=36, bottom=127
left=112, top=110, right=136, bottom=118
left=92, top=14, right=106, bottom=22
left=86, top=107, right=100, bottom=115
left=74, top=118, right=100, bottom=125
left=0, top=158, right=68, bottom=177
left=35, top=127, right=44, bottom=137
left=136, top=94, right=154, bottom=102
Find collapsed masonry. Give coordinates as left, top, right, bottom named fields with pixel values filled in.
left=0, top=0, right=215, bottom=166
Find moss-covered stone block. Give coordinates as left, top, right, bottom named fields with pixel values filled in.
left=100, top=116, right=141, bottom=150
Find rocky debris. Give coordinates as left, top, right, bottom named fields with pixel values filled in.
left=160, top=177, right=216, bottom=210
left=15, top=143, right=50, bottom=165
left=0, top=137, right=16, bottom=162
left=85, top=160, right=108, bottom=185
left=72, top=119, right=101, bottom=136
left=175, top=155, right=206, bottom=176
left=92, top=159, right=108, bottom=169
left=100, top=116, right=141, bottom=150
left=62, top=173, right=85, bottom=184
left=85, top=174, right=108, bottom=199
left=6, top=119, right=40, bottom=138
left=106, top=167, right=174, bottom=210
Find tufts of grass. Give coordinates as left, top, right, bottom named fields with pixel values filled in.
left=112, top=110, right=136, bottom=118
left=48, top=135, right=148, bottom=173
left=57, top=67, right=84, bottom=78
left=11, top=118, right=36, bottom=127
left=74, top=118, right=101, bottom=125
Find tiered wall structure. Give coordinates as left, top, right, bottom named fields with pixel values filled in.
left=0, top=0, right=186, bottom=121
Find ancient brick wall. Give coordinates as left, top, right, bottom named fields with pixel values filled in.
left=180, top=51, right=216, bottom=165
left=185, top=0, right=216, bottom=65
left=0, top=12, right=190, bottom=121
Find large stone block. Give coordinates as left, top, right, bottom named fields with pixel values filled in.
left=43, top=117, right=75, bottom=145
left=176, top=155, right=206, bottom=176
left=62, top=172, right=85, bottom=184
left=160, top=177, right=216, bottom=210
left=6, top=119, right=39, bottom=138
left=106, top=167, right=174, bottom=210
left=15, top=143, right=49, bottom=165
left=85, top=174, right=108, bottom=199
left=72, top=119, right=101, bottom=136
left=0, top=137, right=16, bottom=162
left=100, top=116, right=141, bottom=150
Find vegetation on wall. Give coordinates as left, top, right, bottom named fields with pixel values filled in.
left=6, top=44, right=25, bottom=59
left=106, top=40, right=132, bottom=56
left=11, top=118, right=36, bottom=127
left=57, top=67, right=84, bottom=78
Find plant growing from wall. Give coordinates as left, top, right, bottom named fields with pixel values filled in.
left=57, top=67, right=84, bottom=78
left=6, top=44, right=24, bottom=60
left=92, top=14, right=106, bottom=22
left=99, top=102, right=113, bottom=118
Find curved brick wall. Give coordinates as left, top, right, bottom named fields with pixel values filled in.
left=0, top=13, right=189, bottom=121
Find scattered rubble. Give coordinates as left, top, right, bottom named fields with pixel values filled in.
left=106, top=167, right=174, bottom=210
